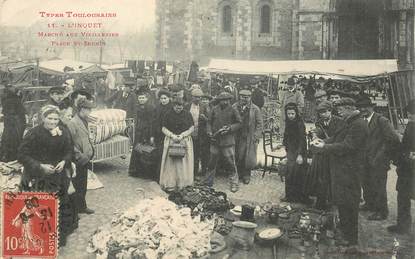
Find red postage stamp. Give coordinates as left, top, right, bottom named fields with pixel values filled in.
left=2, top=192, right=58, bottom=258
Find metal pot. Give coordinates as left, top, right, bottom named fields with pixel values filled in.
left=229, top=221, right=257, bottom=250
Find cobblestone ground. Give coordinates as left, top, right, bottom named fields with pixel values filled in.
left=57, top=156, right=414, bottom=259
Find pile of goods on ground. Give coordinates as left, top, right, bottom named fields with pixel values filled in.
left=87, top=197, right=214, bottom=259
left=168, top=185, right=233, bottom=219
left=0, top=161, right=23, bottom=192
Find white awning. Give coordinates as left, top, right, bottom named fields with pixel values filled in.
left=207, top=59, right=399, bottom=78
left=39, top=59, right=106, bottom=75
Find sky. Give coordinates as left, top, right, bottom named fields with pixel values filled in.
left=1, top=0, right=155, bottom=33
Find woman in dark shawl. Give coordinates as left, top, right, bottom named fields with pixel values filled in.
left=281, top=102, right=308, bottom=203
left=18, top=105, right=78, bottom=247
left=128, top=92, right=156, bottom=180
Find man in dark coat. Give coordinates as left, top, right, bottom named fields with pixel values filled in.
left=233, top=89, right=263, bottom=184
left=205, top=92, right=242, bottom=192
left=306, top=100, right=345, bottom=209
left=185, top=88, right=209, bottom=175
left=250, top=79, right=265, bottom=109
left=0, top=84, right=26, bottom=162
left=313, top=98, right=368, bottom=246
left=387, top=100, right=415, bottom=234
left=357, top=97, right=400, bottom=220
left=66, top=99, right=95, bottom=214
left=106, top=81, right=137, bottom=119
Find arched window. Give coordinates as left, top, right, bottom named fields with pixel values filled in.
left=222, top=5, right=232, bottom=33
left=260, top=4, right=271, bottom=33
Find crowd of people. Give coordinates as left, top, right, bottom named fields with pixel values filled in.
left=0, top=72, right=414, bottom=250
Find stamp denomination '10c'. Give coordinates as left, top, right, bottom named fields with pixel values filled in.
left=2, top=192, right=58, bottom=258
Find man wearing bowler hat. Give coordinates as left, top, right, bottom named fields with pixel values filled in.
left=250, top=79, right=265, bottom=109
left=233, top=89, right=263, bottom=184
left=205, top=92, right=242, bottom=192
left=106, top=79, right=137, bottom=119
left=280, top=77, right=304, bottom=134
left=357, top=96, right=400, bottom=220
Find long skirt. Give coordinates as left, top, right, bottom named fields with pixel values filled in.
left=128, top=145, right=158, bottom=180
left=285, top=150, right=307, bottom=202
left=159, top=135, right=194, bottom=191
left=304, top=152, right=331, bottom=208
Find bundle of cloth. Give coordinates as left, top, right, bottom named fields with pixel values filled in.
left=0, top=161, right=23, bottom=192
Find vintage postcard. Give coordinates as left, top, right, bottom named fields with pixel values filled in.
left=0, top=0, right=414, bottom=258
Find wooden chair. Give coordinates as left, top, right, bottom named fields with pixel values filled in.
left=262, top=130, right=286, bottom=181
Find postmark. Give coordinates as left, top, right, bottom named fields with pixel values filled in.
left=2, top=192, right=58, bottom=258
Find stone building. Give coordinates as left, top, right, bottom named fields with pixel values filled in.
left=155, top=0, right=414, bottom=71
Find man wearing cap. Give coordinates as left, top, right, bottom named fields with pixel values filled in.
left=105, top=81, right=137, bottom=119
left=312, top=98, right=368, bottom=247
left=47, top=86, right=65, bottom=108
left=306, top=100, right=344, bottom=209
left=357, top=97, right=400, bottom=221
left=0, top=84, right=26, bottom=162
left=327, top=89, right=342, bottom=104
left=205, top=92, right=242, bottom=192
left=67, top=99, right=95, bottom=214
left=388, top=100, right=415, bottom=234
left=185, top=88, right=209, bottom=175
left=233, top=89, right=263, bottom=184
left=280, top=77, right=304, bottom=134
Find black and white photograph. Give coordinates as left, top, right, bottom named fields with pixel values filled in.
left=0, top=0, right=414, bottom=258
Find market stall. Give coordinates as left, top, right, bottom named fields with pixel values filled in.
left=38, top=59, right=107, bottom=95
left=206, top=58, right=406, bottom=129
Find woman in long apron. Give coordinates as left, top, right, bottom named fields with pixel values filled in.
left=159, top=98, right=194, bottom=191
